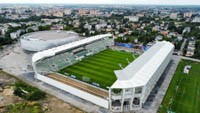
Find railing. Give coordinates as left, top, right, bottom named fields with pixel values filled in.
left=112, top=105, right=140, bottom=112
left=112, top=93, right=142, bottom=100
left=132, top=104, right=141, bottom=110
left=111, top=106, right=121, bottom=112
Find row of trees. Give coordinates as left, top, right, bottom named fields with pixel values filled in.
left=38, top=25, right=51, bottom=31
left=193, top=40, right=200, bottom=59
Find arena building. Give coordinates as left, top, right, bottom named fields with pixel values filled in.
left=109, top=41, right=174, bottom=112
left=32, top=34, right=174, bottom=112
left=20, top=30, right=80, bottom=51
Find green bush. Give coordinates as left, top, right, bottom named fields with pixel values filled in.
left=13, top=82, right=46, bottom=101
left=5, top=102, right=44, bottom=113
left=0, top=45, right=3, bottom=50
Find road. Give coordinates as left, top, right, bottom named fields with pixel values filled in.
left=179, top=39, right=187, bottom=55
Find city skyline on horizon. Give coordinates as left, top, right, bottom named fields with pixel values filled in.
left=0, top=0, right=200, bottom=6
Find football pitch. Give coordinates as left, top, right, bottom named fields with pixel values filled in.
left=59, top=49, right=138, bottom=89
left=158, top=60, right=200, bottom=113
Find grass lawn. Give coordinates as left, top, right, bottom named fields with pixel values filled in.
left=158, top=60, right=200, bottom=113
left=59, top=49, right=138, bottom=89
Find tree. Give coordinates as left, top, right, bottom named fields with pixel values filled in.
left=168, top=22, right=176, bottom=32
left=0, top=45, right=3, bottom=50
left=38, top=25, right=51, bottom=31
left=27, top=28, right=34, bottom=33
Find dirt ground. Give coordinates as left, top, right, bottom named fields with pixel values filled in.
left=0, top=71, right=86, bottom=113
left=41, top=95, right=85, bottom=113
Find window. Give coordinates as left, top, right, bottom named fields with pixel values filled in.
left=135, top=87, right=142, bottom=94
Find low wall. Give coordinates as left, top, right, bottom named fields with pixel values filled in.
left=36, top=74, right=109, bottom=109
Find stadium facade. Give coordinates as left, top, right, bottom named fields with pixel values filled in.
left=20, top=30, right=80, bottom=51
left=109, top=41, right=174, bottom=112
left=32, top=34, right=174, bottom=112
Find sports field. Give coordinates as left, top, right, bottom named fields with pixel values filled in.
left=158, top=60, right=200, bottom=113
left=59, top=49, right=138, bottom=89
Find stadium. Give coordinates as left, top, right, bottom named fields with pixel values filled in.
left=32, top=34, right=174, bottom=112
left=20, top=30, right=80, bottom=51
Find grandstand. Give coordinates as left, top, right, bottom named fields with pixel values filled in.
left=32, top=34, right=174, bottom=112
left=34, top=35, right=113, bottom=73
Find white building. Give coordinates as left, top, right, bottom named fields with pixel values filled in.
left=10, top=32, right=19, bottom=39
left=184, top=65, right=191, bottom=74
left=177, top=34, right=183, bottom=41
left=192, top=17, right=200, bottom=23
left=95, top=24, right=106, bottom=30
left=155, top=35, right=163, bottom=41
left=0, top=27, right=8, bottom=35
left=64, top=10, right=72, bottom=15
left=109, top=41, right=174, bottom=112
left=10, top=30, right=24, bottom=39
left=84, top=24, right=92, bottom=30
left=170, top=13, right=177, bottom=19
left=32, top=34, right=113, bottom=109
left=184, top=12, right=193, bottom=18
left=20, top=30, right=80, bottom=51
left=31, top=38, right=174, bottom=112
left=124, top=16, right=139, bottom=22
left=182, top=27, right=191, bottom=34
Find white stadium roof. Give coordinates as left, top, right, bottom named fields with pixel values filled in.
left=32, top=34, right=112, bottom=63
left=22, top=30, right=79, bottom=41
left=111, top=41, right=174, bottom=89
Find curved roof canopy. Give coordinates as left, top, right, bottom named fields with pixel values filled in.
left=22, top=30, right=79, bottom=41
left=32, top=34, right=112, bottom=63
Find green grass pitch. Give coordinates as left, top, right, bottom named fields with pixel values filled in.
left=59, top=49, right=138, bottom=89
left=158, top=60, right=200, bottom=113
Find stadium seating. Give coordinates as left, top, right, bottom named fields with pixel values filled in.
left=35, top=38, right=113, bottom=73
left=75, top=50, right=88, bottom=57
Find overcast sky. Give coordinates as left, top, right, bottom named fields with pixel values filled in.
left=0, top=0, right=200, bottom=5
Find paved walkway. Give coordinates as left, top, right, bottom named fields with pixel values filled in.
left=179, top=39, right=187, bottom=55
left=181, top=56, right=200, bottom=62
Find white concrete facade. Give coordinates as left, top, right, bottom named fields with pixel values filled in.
left=20, top=31, right=80, bottom=51
left=32, top=39, right=174, bottom=112
left=109, top=41, right=174, bottom=112
left=32, top=34, right=113, bottom=109
left=35, top=73, right=109, bottom=108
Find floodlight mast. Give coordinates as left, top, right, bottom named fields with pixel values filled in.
left=118, top=63, right=123, bottom=69
left=126, top=58, right=130, bottom=64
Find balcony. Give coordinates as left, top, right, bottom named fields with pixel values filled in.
left=111, top=106, right=122, bottom=112
left=132, top=104, right=141, bottom=110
